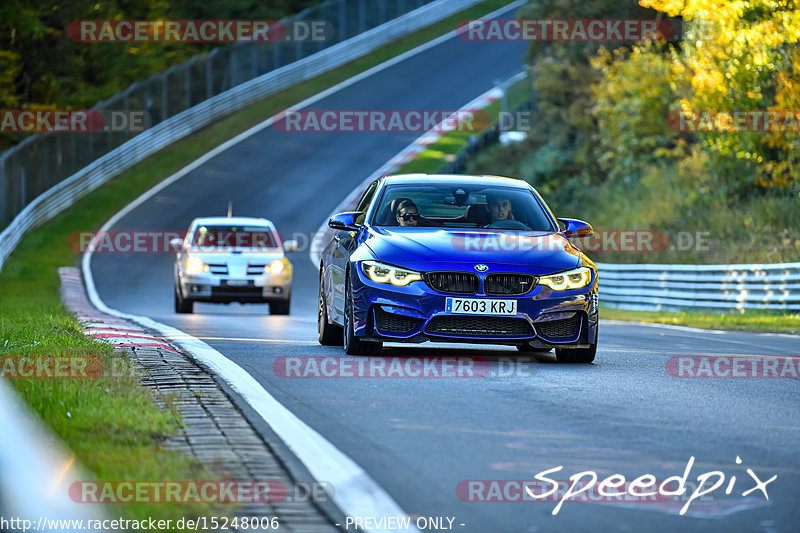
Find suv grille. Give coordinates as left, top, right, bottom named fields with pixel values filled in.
left=537, top=315, right=580, bottom=339
left=207, top=263, right=228, bottom=275
left=247, top=263, right=267, bottom=275
left=424, top=272, right=479, bottom=294
left=484, top=273, right=536, bottom=295
left=374, top=309, right=420, bottom=335
left=426, top=316, right=533, bottom=337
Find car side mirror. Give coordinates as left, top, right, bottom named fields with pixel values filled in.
left=169, top=237, right=184, bottom=251
left=557, top=218, right=593, bottom=238
left=328, top=212, right=363, bottom=231
left=282, top=239, right=299, bottom=253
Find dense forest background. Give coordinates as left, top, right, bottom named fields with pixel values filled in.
left=0, top=0, right=315, bottom=149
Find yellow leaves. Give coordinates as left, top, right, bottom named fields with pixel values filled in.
left=690, top=68, right=725, bottom=95
left=639, top=0, right=685, bottom=17
left=603, top=0, right=800, bottom=191
left=680, top=97, right=694, bottom=118
left=756, top=161, right=799, bottom=188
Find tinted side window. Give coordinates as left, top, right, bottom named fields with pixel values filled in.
left=356, top=181, right=378, bottom=212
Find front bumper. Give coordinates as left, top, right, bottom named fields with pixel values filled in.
left=178, top=271, right=291, bottom=303
left=350, top=263, right=598, bottom=347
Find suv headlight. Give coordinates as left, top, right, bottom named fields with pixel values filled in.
left=184, top=256, right=209, bottom=273
left=265, top=259, right=285, bottom=275
left=362, top=261, right=421, bottom=286
left=538, top=267, right=591, bottom=290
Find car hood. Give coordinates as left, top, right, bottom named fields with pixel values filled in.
left=184, top=249, right=284, bottom=275
left=364, top=227, right=582, bottom=274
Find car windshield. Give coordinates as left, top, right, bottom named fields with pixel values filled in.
left=370, top=184, right=556, bottom=231
left=191, top=225, right=278, bottom=248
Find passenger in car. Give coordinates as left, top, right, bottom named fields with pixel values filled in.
left=486, top=193, right=515, bottom=222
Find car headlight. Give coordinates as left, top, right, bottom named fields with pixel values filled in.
left=538, top=267, right=591, bottom=290
left=184, top=256, right=209, bottom=273
left=362, top=261, right=421, bottom=286
left=265, top=259, right=285, bottom=275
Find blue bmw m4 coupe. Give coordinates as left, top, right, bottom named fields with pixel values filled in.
left=318, top=174, right=599, bottom=362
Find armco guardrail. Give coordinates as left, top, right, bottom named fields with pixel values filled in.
left=597, top=262, right=800, bottom=312
left=0, top=0, right=489, bottom=271
left=0, top=380, right=107, bottom=526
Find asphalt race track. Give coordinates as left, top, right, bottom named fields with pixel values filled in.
left=90, top=11, right=800, bottom=533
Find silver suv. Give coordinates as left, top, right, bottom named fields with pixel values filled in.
left=171, top=217, right=297, bottom=314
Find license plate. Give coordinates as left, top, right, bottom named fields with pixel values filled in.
left=445, top=297, right=517, bottom=315
left=224, top=279, right=250, bottom=287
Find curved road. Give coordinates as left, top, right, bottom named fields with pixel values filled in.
left=91, top=9, right=799, bottom=533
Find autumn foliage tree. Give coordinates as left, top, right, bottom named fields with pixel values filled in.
left=469, top=0, right=800, bottom=262
left=0, top=0, right=315, bottom=149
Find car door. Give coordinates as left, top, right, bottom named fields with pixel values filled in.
left=330, top=180, right=379, bottom=317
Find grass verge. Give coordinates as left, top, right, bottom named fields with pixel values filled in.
left=0, top=0, right=515, bottom=523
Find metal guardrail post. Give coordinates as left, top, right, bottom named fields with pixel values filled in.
left=359, top=0, right=367, bottom=33
left=161, top=72, right=169, bottom=119
left=251, top=44, right=258, bottom=79
left=184, top=63, right=192, bottom=110
left=0, top=156, right=5, bottom=227
left=339, top=0, right=347, bottom=41
left=19, top=167, right=26, bottom=209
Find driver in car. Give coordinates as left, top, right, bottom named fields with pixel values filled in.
left=395, top=199, right=423, bottom=227
left=487, top=193, right=514, bottom=222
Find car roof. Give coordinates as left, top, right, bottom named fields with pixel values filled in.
left=190, top=216, right=275, bottom=227
left=380, top=173, right=531, bottom=189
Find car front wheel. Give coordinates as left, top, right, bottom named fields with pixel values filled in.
left=555, top=343, right=597, bottom=363
left=318, top=272, right=343, bottom=346
left=174, top=283, right=193, bottom=314
left=270, top=295, right=291, bottom=315
left=343, top=272, right=381, bottom=356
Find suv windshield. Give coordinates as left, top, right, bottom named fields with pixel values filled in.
left=191, top=225, right=278, bottom=248
left=371, top=184, right=556, bottom=231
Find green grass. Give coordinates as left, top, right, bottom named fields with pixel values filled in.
left=601, top=306, right=800, bottom=334
left=0, top=311, right=216, bottom=521
left=0, top=0, right=517, bottom=524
